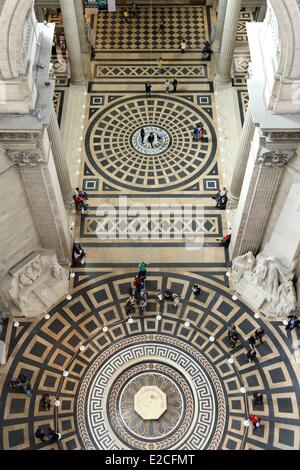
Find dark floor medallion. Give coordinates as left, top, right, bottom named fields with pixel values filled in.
left=131, top=126, right=171, bottom=156
left=77, top=335, right=226, bottom=450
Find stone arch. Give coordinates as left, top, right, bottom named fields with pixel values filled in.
left=0, top=0, right=34, bottom=79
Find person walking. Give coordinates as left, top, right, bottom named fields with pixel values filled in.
left=228, top=324, right=239, bottom=349
left=147, top=132, right=155, bottom=148
left=180, top=39, right=186, bottom=53
left=123, top=9, right=130, bottom=23
left=35, top=427, right=46, bottom=442
left=132, top=2, right=138, bottom=17
left=201, top=41, right=213, bottom=60
left=145, top=81, right=152, bottom=98
left=248, top=414, right=261, bottom=431
left=172, top=293, right=181, bottom=307
left=173, top=77, right=178, bottom=93
left=156, top=290, right=163, bottom=302
left=253, top=392, right=263, bottom=406
left=140, top=127, right=145, bottom=144
left=193, top=124, right=200, bottom=142
left=248, top=335, right=256, bottom=350
left=165, top=79, right=170, bottom=94
left=285, top=315, right=300, bottom=330
left=156, top=57, right=164, bottom=74
left=246, top=348, right=257, bottom=363
left=198, top=125, right=205, bottom=142
left=139, top=299, right=147, bottom=315
left=138, top=261, right=148, bottom=276
left=192, top=284, right=201, bottom=297
left=255, top=327, right=264, bottom=343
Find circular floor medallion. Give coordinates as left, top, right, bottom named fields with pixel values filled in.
left=131, top=126, right=171, bottom=155
left=85, top=95, right=217, bottom=192
left=77, top=335, right=226, bottom=450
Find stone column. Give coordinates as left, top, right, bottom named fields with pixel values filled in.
left=213, top=0, right=228, bottom=54
left=8, top=148, right=72, bottom=263
left=74, top=0, right=89, bottom=53
left=48, top=104, right=74, bottom=205
left=216, top=0, right=241, bottom=86
left=230, top=149, right=297, bottom=259
left=60, top=0, right=86, bottom=85
left=257, top=3, right=267, bottom=22
left=228, top=106, right=255, bottom=207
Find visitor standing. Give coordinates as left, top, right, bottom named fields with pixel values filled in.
left=156, top=57, right=164, bottom=74
left=192, top=284, right=201, bottom=297
left=198, top=125, right=205, bottom=142
left=145, top=81, right=152, bottom=98
left=255, top=327, right=264, bottom=343
left=173, top=77, right=178, bottom=93
left=147, top=132, right=155, bottom=148
left=35, top=428, right=46, bottom=442
left=246, top=348, right=257, bottom=363
left=123, top=9, right=129, bottom=23
left=253, top=392, right=264, bottom=406
left=248, top=414, right=261, bottom=431
left=140, top=128, right=145, bottom=144
left=165, top=79, right=170, bottom=93
left=180, top=39, right=186, bottom=53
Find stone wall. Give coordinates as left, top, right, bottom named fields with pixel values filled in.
left=0, top=149, right=42, bottom=270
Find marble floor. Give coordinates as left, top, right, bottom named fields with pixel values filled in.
left=0, top=4, right=300, bottom=451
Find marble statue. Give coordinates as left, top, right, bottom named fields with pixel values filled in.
left=6, top=252, right=69, bottom=318
left=272, top=280, right=297, bottom=315
left=52, top=264, right=65, bottom=281
left=232, top=251, right=297, bottom=317
left=25, top=260, right=41, bottom=282
left=232, top=251, right=255, bottom=283
left=19, top=272, right=33, bottom=287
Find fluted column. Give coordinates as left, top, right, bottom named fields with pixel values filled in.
left=213, top=0, right=228, bottom=54
left=60, top=0, right=86, bottom=85
left=48, top=104, right=74, bottom=205
left=228, top=106, right=255, bottom=207
left=8, top=148, right=72, bottom=262
left=74, top=0, right=88, bottom=53
left=230, top=149, right=297, bottom=259
left=216, top=0, right=241, bottom=86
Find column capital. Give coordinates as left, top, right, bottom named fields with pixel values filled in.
left=257, top=148, right=297, bottom=168
left=7, top=150, right=44, bottom=167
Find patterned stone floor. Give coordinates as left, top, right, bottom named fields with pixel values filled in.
left=1, top=271, right=300, bottom=450
left=1, top=4, right=300, bottom=452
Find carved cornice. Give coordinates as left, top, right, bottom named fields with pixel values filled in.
left=262, top=131, right=300, bottom=141
left=257, top=149, right=297, bottom=168
left=0, top=132, right=40, bottom=141
left=8, top=150, right=43, bottom=166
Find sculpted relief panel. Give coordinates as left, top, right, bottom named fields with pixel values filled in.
left=232, top=252, right=297, bottom=317
left=1, top=252, right=68, bottom=318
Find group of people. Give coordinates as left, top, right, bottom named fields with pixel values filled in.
left=145, top=78, right=178, bottom=97
left=10, top=373, right=33, bottom=397
left=227, top=323, right=265, bottom=360
left=35, top=427, right=61, bottom=444
left=160, top=289, right=181, bottom=307
left=285, top=314, right=300, bottom=330
left=212, top=187, right=228, bottom=210
left=140, top=128, right=167, bottom=148
left=227, top=325, right=265, bottom=430
left=73, top=187, right=88, bottom=212
left=125, top=262, right=149, bottom=316
left=193, top=124, right=206, bottom=142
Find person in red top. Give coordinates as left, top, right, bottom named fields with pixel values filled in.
left=249, top=414, right=261, bottom=430
left=133, top=276, right=143, bottom=290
